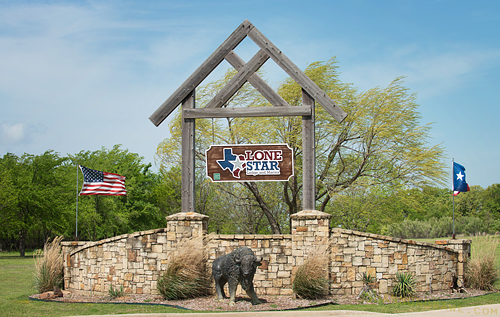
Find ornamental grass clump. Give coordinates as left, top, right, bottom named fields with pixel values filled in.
left=34, top=236, right=64, bottom=293
left=292, top=246, right=330, bottom=299
left=392, top=272, right=416, bottom=298
left=157, top=237, right=212, bottom=300
left=465, top=235, right=499, bottom=290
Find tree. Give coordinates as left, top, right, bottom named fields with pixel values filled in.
left=156, top=58, right=447, bottom=234
left=0, top=151, right=72, bottom=256
left=69, top=145, right=164, bottom=241
left=453, top=185, right=484, bottom=216
left=327, top=184, right=407, bottom=233
left=0, top=154, right=21, bottom=251
left=151, top=165, right=182, bottom=218
left=482, top=184, right=500, bottom=216
left=0, top=145, right=183, bottom=251
left=478, top=184, right=500, bottom=231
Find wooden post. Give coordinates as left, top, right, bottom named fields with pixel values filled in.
left=302, top=89, right=315, bottom=210
left=182, top=90, right=196, bottom=213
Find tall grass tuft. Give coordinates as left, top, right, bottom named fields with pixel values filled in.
left=33, top=236, right=64, bottom=293
left=292, top=246, right=330, bottom=299
left=157, top=236, right=212, bottom=300
left=465, top=235, right=499, bottom=290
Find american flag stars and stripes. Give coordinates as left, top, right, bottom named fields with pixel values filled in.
left=79, top=166, right=127, bottom=196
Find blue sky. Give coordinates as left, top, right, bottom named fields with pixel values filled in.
left=0, top=0, right=498, bottom=188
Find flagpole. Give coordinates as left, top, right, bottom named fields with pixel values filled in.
left=76, top=165, right=79, bottom=241
left=452, top=158, right=455, bottom=239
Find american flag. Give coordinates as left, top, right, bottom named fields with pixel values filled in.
left=79, top=166, right=127, bottom=196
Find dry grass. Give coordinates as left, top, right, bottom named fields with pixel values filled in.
left=292, top=245, right=330, bottom=299
left=33, top=236, right=64, bottom=293
left=157, top=236, right=212, bottom=300
left=465, top=235, right=499, bottom=290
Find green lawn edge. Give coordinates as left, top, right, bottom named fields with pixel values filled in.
left=303, top=292, right=500, bottom=314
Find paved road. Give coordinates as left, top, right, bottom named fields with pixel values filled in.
left=68, top=303, right=500, bottom=317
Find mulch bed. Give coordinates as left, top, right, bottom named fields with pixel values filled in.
left=29, top=289, right=492, bottom=312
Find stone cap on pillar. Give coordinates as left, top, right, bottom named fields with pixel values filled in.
left=165, top=212, right=209, bottom=222
left=290, top=209, right=332, bottom=220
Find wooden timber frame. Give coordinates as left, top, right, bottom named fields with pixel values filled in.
left=149, top=20, right=347, bottom=213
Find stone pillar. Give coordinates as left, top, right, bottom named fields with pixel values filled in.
left=165, top=212, right=209, bottom=241
left=435, top=239, right=471, bottom=283
left=291, top=210, right=331, bottom=266
left=61, top=241, right=88, bottom=290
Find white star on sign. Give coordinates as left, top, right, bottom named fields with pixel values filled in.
left=456, top=171, right=464, bottom=181
left=230, top=155, right=245, bottom=170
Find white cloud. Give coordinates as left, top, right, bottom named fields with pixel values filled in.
left=1, top=123, right=26, bottom=144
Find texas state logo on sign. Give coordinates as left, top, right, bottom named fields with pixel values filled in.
left=206, top=144, right=294, bottom=182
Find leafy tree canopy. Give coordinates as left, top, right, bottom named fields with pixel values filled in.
left=156, top=58, right=447, bottom=234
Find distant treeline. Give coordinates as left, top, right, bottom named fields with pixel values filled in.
left=1, top=145, right=499, bottom=255
left=0, top=145, right=181, bottom=256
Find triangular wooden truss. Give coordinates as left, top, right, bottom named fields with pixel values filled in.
left=149, top=19, right=347, bottom=125
left=149, top=20, right=347, bottom=214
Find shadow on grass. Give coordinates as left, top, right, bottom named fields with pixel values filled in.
left=0, top=255, right=35, bottom=260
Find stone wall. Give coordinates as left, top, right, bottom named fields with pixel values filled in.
left=329, top=228, right=470, bottom=296
left=62, top=210, right=471, bottom=297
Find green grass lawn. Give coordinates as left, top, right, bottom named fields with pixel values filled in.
left=2, top=243, right=500, bottom=317
left=0, top=252, right=187, bottom=317
left=305, top=293, right=500, bottom=313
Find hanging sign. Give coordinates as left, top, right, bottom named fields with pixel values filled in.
left=206, top=144, right=294, bottom=182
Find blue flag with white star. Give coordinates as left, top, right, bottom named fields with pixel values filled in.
left=453, top=162, right=470, bottom=196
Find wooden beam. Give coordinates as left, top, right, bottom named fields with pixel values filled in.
left=248, top=27, right=348, bottom=123
left=302, top=89, right=316, bottom=210
left=181, top=90, right=196, bottom=213
left=183, top=105, right=311, bottom=119
left=205, top=49, right=269, bottom=109
left=225, top=51, right=290, bottom=107
left=149, top=20, right=254, bottom=127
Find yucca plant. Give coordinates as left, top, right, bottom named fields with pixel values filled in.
left=157, top=237, right=212, bottom=300
left=292, top=247, right=330, bottom=299
left=357, top=272, right=378, bottom=301
left=361, top=272, right=376, bottom=285
left=392, top=272, right=416, bottom=298
left=108, top=285, right=124, bottom=299
left=33, top=236, right=64, bottom=293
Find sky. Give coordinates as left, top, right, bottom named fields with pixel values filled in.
left=0, top=0, right=499, bottom=188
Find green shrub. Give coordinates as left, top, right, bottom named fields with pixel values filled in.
left=386, top=216, right=488, bottom=239
left=292, top=247, right=329, bottom=299
left=466, top=235, right=499, bottom=290
left=157, top=237, right=212, bottom=300
left=392, top=272, right=416, bottom=298
left=459, top=217, right=488, bottom=236
left=33, top=236, right=64, bottom=293
left=108, top=285, right=124, bottom=299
